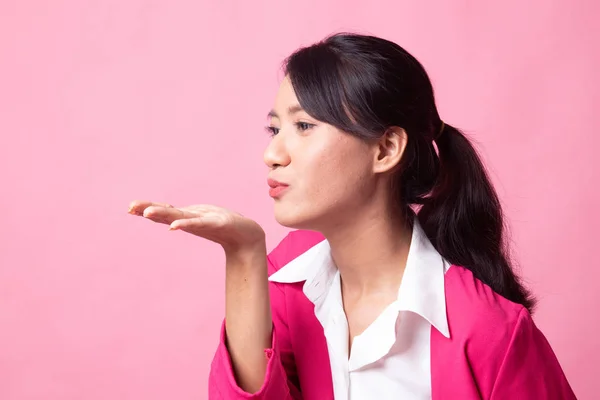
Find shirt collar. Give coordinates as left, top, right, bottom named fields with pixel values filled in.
left=268, top=219, right=450, bottom=338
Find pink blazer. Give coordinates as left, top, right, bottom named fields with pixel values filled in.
left=208, top=230, right=576, bottom=399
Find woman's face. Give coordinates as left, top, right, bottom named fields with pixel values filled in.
left=263, top=76, right=379, bottom=231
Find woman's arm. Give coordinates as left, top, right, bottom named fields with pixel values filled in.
left=127, top=201, right=299, bottom=398
left=490, top=308, right=576, bottom=399
left=208, top=241, right=302, bottom=400
left=224, top=245, right=273, bottom=392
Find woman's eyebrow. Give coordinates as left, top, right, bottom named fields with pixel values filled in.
left=267, top=104, right=304, bottom=119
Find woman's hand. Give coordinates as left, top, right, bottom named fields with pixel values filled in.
left=128, top=200, right=266, bottom=255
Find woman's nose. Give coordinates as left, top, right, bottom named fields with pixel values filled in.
left=263, top=134, right=291, bottom=169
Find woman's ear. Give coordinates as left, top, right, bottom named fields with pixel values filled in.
left=373, top=126, right=408, bottom=174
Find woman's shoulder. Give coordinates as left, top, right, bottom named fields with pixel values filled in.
left=440, top=267, right=575, bottom=398
left=443, top=265, right=534, bottom=350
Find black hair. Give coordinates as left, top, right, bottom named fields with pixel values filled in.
left=284, top=33, right=535, bottom=312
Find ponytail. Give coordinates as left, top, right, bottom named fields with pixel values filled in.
left=417, top=123, right=536, bottom=312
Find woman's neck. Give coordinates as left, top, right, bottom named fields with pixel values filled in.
left=323, top=205, right=413, bottom=297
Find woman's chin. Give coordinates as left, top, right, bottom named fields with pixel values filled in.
left=274, top=209, right=317, bottom=231
left=274, top=214, right=304, bottom=229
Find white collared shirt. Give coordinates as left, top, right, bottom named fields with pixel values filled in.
left=269, top=220, right=451, bottom=399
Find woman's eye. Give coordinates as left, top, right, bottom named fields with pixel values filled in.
left=265, top=126, right=280, bottom=137
left=266, top=122, right=313, bottom=137
left=296, top=122, right=315, bottom=131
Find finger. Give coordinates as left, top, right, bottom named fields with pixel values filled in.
left=177, top=205, right=220, bottom=216
left=169, top=214, right=225, bottom=231
left=128, top=200, right=174, bottom=216
left=144, top=206, right=199, bottom=225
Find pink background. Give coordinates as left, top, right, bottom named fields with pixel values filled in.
left=0, top=1, right=597, bottom=398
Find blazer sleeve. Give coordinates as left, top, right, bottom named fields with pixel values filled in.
left=490, top=308, right=577, bottom=399
left=208, top=255, right=302, bottom=400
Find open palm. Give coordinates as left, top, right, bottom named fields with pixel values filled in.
left=128, top=200, right=265, bottom=253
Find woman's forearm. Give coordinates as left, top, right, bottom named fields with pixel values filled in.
left=224, top=243, right=273, bottom=393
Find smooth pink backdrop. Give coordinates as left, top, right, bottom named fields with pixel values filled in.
left=0, top=1, right=597, bottom=399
